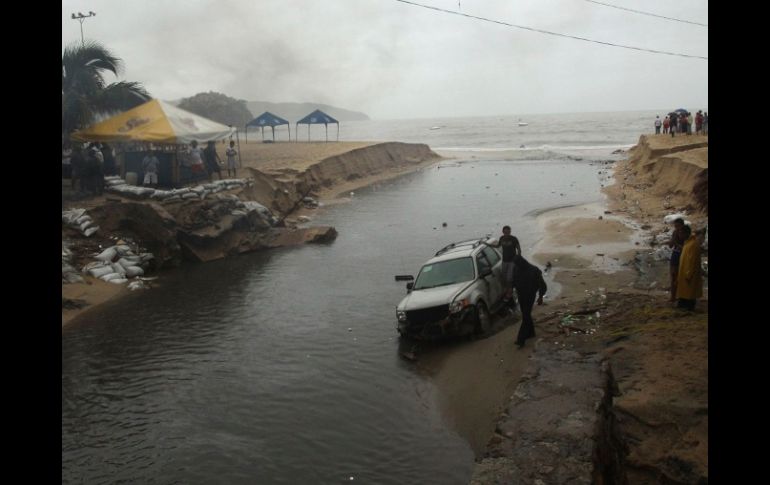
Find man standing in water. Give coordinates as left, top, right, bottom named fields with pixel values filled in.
left=512, top=255, right=548, bottom=348
left=484, top=225, right=521, bottom=303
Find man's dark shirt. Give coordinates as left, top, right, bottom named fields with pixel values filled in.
left=499, top=235, right=520, bottom=262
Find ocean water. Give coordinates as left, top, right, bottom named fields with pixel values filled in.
left=63, top=111, right=656, bottom=484
left=333, top=110, right=664, bottom=159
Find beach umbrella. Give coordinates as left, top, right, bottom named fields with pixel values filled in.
left=71, top=98, right=235, bottom=144
left=674, top=108, right=688, bottom=115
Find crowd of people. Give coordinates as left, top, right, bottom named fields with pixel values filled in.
left=654, top=110, right=708, bottom=136
left=62, top=139, right=240, bottom=194
left=62, top=141, right=118, bottom=195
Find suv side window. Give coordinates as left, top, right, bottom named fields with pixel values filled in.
left=476, top=253, right=492, bottom=276
left=482, top=247, right=501, bottom=266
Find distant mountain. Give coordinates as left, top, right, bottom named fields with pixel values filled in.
left=245, top=101, right=370, bottom=123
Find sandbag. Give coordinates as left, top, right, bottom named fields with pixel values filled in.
left=100, top=272, right=123, bottom=282
left=95, top=247, right=118, bottom=262
left=125, top=266, right=144, bottom=277
left=84, top=226, right=99, bottom=237
left=89, top=266, right=114, bottom=278
left=108, top=278, right=128, bottom=284
left=114, top=245, right=132, bottom=255
left=80, top=220, right=96, bottom=232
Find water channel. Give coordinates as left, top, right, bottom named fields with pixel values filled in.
left=63, top=157, right=606, bottom=484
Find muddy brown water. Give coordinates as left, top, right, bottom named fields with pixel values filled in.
left=62, top=158, right=608, bottom=484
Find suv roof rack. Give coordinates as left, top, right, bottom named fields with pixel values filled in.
left=435, top=238, right=486, bottom=256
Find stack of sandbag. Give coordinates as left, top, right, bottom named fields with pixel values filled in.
left=81, top=243, right=155, bottom=285
left=211, top=178, right=254, bottom=191
left=241, top=201, right=279, bottom=226
left=104, top=177, right=254, bottom=202
left=61, top=241, right=85, bottom=284
left=104, top=175, right=128, bottom=188
left=105, top=183, right=156, bottom=199
left=62, top=208, right=99, bottom=237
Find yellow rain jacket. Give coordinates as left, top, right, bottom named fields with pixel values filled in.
left=676, top=235, right=703, bottom=300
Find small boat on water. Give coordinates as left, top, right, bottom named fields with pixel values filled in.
left=429, top=126, right=441, bottom=130
left=517, top=119, right=528, bottom=127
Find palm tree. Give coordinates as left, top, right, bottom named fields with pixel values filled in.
left=62, top=41, right=150, bottom=135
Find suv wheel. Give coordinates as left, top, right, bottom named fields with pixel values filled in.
left=475, top=301, right=491, bottom=335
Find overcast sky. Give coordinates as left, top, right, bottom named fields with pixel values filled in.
left=62, top=0, right=708, bottom=120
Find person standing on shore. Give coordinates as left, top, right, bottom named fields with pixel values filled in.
left=687, top=112, right=694, bottom=135
left=676, top=225, right=704, bottom=311
left=189, top=140, right=205, bottom=180
left=668, top=218, right=688, bottom=302
left=86, top=143, right=104, bottom=195
left=101, top=142, right=116, bottom=176
left=670, top=113, right=678, bottom=137
left=142, top=150, right=160, bottom=188
left=225, top=140, right=238, bottom=178
left=654, top=115, right=662, bottom=134
left=695, top=111, right=704, bottom=134
left=484, top=225, right=521, bottom=303
left=512, top=255, right=548, bottom=348
left=204, top=141, right=223, bottom=182
left=703, top=112, right=708, bottom=134
left=663, top=116, right=670, bottom=134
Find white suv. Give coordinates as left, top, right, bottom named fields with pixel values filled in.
left=395, top=238, right=506, bottom=339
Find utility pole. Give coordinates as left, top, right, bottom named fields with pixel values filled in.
left=71, top=11, right=96, bottom=46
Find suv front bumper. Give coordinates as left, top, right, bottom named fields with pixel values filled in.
left=398, top=306, right=476, bottom=339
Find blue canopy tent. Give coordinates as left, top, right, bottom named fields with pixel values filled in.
left=296, top=109, right=339, bottom=142
left=245, top=112, right=291, bottom=143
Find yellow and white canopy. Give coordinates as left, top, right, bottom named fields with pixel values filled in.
left=71, top=99, right=235, bottom=145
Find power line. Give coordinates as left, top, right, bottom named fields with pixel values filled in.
left=583, top=0, right=708, bottom=27
left=389, top=0, right=707, bottom=60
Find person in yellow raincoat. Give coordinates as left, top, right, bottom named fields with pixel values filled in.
left=676, top=225, right=704, bottom=310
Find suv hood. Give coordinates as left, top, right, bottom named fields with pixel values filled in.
left=398, top=281, right=471, bottom=310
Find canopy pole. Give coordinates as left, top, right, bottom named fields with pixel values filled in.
left=235, top=129, right=242, bottom=168
left=308, top=124, right=310, bottom=142
left=272, top=126, right=275, bottom=142
left=261, top=126, right=265, bottom=142
left=288, top=124, right=291, bottom=142
left=245, top=125, right=248, bottom=144
left=325, top=123, right=328, bottom=143
left=173, top=148, right=179, bottom=188
left=337, top=122, right=339, bottom=142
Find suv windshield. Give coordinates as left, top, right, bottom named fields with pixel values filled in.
left=413, top=257, right=475, bottom=290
